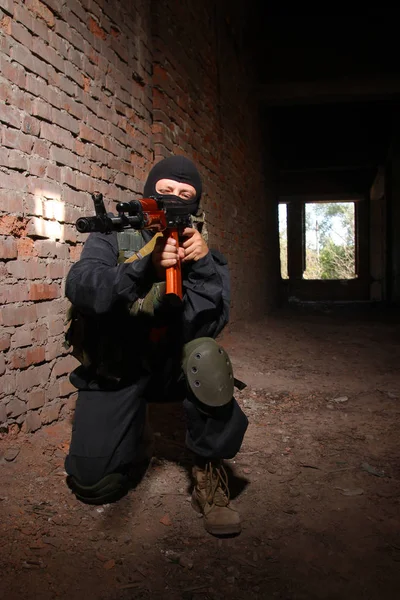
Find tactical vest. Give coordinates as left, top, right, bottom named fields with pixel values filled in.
left=64, top=212, right=208, bottom=374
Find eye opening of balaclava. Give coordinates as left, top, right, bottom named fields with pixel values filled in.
left=143, top=155, right=202, bottom=216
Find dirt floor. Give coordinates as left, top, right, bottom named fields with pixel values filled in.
left=1, top=305, right=400, bottom=600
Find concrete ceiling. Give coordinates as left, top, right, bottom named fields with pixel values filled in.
left=245, top=9, right=400, bottom=192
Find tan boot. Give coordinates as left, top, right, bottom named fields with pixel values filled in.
left=192, top=461, right=241, bottom=536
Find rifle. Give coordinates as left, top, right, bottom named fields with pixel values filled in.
left=75, top=192, right=193, bottom=303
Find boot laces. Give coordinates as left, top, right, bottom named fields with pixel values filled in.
left=205, top=462, right=230, bottom=507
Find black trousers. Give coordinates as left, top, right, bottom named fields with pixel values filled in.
left=65, top=360, right=248, bottom=486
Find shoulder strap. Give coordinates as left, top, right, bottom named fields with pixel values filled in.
left=117, top=230, right=163, bottom=264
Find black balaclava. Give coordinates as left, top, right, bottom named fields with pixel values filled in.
left=143, top=155, right=202, bottom=215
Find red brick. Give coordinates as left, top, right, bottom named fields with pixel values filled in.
left=32, top=97, right=52, bottom=121
left=53, top=355, right=78, bottom=377
left=12, top=325, right=33, bottom=348
left=25, top=216, right=46, bottom=238
left=9, top=19, right=34, bottom=49
left=1, top=373, right=16, bottom=395
left=45, top=336, right=64, bottom=360
left=21, top=411, right=42, bottom=432
left=69, top=245, right=81, bottom=262
left=45, top=381, right=59, bottom=402
left=79, top=123, right=103, bottom=146
left=16, top=362, right=51, bottom=391
left=62, top=187, right=90, bottom=209
left=114, top=173, right=137, bottom=191
left=28, top=282, right=60, bottom=301
left=60, top=94, right=84, bottom=121
left=86, top=143, right=110, bottom=164
left=0, top=147, right=11, bottom=167
left=0, top=77, right=10, bottom=103
left=61, top=167, right=77, bottom=188
left=79, top=158, right=91, bottom=176
left=51, top=107, right=79, bottom=134
left=103, top=136, right=127, bottom=158
left=23, top=195, right=42, bottom=218
left=0, top=0, right=14, bottom=16
left=32, top=36, right=64, bottom=72
left=46, top=315, right=64, bottom=336
left=74, top=139, right=86, bottom=156
left=88, top=17, right=107, bottom=41
left=32, top=323, right=48, bottom=343
left=40, top=122, right=75, bottom=151
left=1, top=304, right=37, bottom=326
left=25, top=72, right=46, bottom=97
left=6, top=398, right=27, bottom=418
left=0, top=13, right=11, bottom=34
left=17, top=237, right=37, bottom=257
left=34, top=239, right=58, bottom=257
left=46, top=261, right=67, bottom=278
left=75, top=86, right=98, bottom=114
left=0, top=333, right=11, bottom=352
left=26, top=73, right=61, bottom=108
left=97, top=101, right=120, bottom=126
left=90, top=163, right=102, bottom=179
left=55, top=18, right=85, bottom=52
left=0, top=102, right=21, bottom=128
left=80, top=53, right=95, bottom=80
left=14, top=4, right=36, bottom=34
left=0, top=215, right=29, bottom=236
left=29, top=157, right=47, bottom=177
left=2, top=128, right=34, bottom=153
left=46, top=163, right=61, bottom=181
left=7, top=149, right=29, bottom=171
left=11, top=346, right=46, bottom=369
left=75, top=173, right=98, bottom=194
left=0, top=237, right=17, bottom=259
left=0, top=353, right=5, bottom=375
left=0, top=402, right=6, bottom=423
left=48, top=29, right=69, bottom=59
left=109, top=157, right=136, bottom=177
left=0, top=55, right=26, bottom=88
left=63, top=204, right=81, bottom=224
left=11, top=43, right=48, bottom=80
left=7, top=259, right=46, bottom=279
left=40, top=400, right=61, bottom=424
left=87, top=112, right=108, bottom=135
left=64, top=60, right=83, bottom=87
left=27, top=389, right=45, bottom=409
left=33, top=138, right=50, bottom=159
left=22, top=115, right=40, bottom=137
left=40, top=0, right=62, bottom=18
left=49, top=145, right=79, bottom=168
left=59, top=376, right=76, bottom=397
left=0, top=283, right=30, bottom=304
left=25, top=0, right=55, bottom=28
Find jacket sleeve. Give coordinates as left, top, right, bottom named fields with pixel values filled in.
left=65, top=231, right=156, bottom=315
left=181, top=249, right=230, bottom=342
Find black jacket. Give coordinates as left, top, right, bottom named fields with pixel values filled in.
left=65, top=231, right=230, bottom=380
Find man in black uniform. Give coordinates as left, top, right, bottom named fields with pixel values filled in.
left=64, top=156, right=248, bottom=536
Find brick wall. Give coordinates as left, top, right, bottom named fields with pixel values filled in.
left=0, top=0, right=154, bottom=432
left=0, top=0, right=278, bottom=433
left=151, top=0, right=279, bottom=317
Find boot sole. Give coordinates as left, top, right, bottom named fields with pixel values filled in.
left=191, top=492, right=242, bottom=537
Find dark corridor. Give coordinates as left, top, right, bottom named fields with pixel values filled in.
left=248, top=10, right=400, bottom=304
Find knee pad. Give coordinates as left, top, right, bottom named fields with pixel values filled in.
left=66, top=472, right=130, bottom=505
left=182, top=337, right=234, bottom=407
